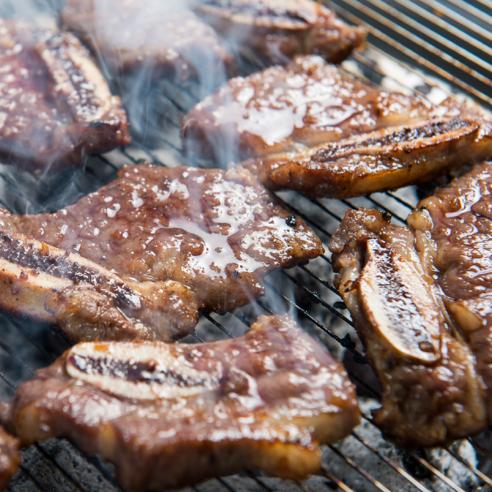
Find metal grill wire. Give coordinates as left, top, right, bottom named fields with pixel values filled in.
left=0, top=1, right=490, bottom=491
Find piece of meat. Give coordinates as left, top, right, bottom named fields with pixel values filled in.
left=247, top=117, right=490, bottom=198
left=0, top=426, right=19, bottom=491
left=0, top=224, right=199, bottom=342
left=328, top=209, right=487, bottom=447
left=0, top=19, right=130, bottom=175
left=194, top=0, right=365, bottom=66
left=0, top=164, right=323, bottom=313
left=60, top=0, right=234, bottom=84
left=182, top=55, right=432, bottom=162
left=408, top=162, right=492, bottom=421
left=3, top=314, right=360, bottom=491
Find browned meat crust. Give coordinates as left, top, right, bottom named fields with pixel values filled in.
left=182, top=55, right=431, bottom=162
left=408, top=162, right=492, bottom=421
left=0, top=19, right=130, bottom=175
left=328, top=209, right=486, bottom=447
left=3, top=315, right=359, bottom=491
left=60, top=0, right=234, bottom=83
left=194, top=0, right=365, bottom=65
left=250, top=117, right=488, bottom=198
left=0, top=426, right=19, bottom=491
left=0, top=225, right=199, bottom=342
left=2, top=164, right=323, bottom=313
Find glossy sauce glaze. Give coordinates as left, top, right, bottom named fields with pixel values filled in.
left=4, top=315, right=359, bottom=491
left=410, top=162, right=492, bottom=301
left=2, top=164, right=323, bottom=311
left=182, top=55, right=431, bottom=161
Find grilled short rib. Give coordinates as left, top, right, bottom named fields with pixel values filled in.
left=194, top=0, right=365, bottom=65
left=1, top=164, right=323, bottom=313
left=3, top=315, right=360, bottom=491
left=0, top=426, right=19, bottom=491
left=0, top=19, right=130, bottom=175
left=60, top=0, right=233, bottom=83
left=408, top=162, right=492, bottom=421
left=328, top=209, right=487, bottom=447
left=0, top=225, right=199, bottom=342
left=183, top=55, right=432, bottom=162
left=183, top=55, right=492, bottom=198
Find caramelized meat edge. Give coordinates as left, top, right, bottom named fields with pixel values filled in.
left=2, top=314, right=359, bottom=491
left=2, top=164, right=323, bottom=314
left=329, top=209, right=486, bottom=447
left=409, top=161, right=492, bottom=420
left=0, top=225, right=199, bottom=342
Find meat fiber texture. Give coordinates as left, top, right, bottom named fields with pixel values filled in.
left=0, top=164, right=323, bottom=342
left=183, top=55, right=492, bottom=198
left=2, top=314, right=359, bottom=491
left=0, top=19, right=130, bottom=175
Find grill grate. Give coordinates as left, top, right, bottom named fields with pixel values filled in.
left=0, top=1, right=491, bottom=491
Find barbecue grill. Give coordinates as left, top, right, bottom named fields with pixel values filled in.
left=0, top=0, right=491, bottom=491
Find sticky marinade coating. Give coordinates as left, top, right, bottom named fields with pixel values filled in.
left=1, top=164, right=323, bottom=312
left=409, top=162, right=492, bottom=421
left=183, top=54, right=492, bottom=198
left=182, top=55, right=432, bottom=162
left=0, top=426, right=19, bottom=491
left=3, top=314, right=360, bottom=491
left=0, top=225, right=199, bottom=342
left=328, top=209, right=487, bottom=447
left=194, top=0, right=365, bottom=65
left=252, top=115, right=490, bottom=198
left=0, top=19, right=130, bottom=175
left=60, top=0, right=234, bottom=83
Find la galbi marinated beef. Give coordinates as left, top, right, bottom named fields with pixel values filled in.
left=329, top=209, right=487, bottom=447
left=0, top=19, right=130, bottom=175
left=183, top=55, right=492, bottom=198
left=0, top=225, right=199, bottom=342
left=2, top=164, right=323, bottom=315
left=408, top=162, right=492, bottom=421
left=194, top=0, right=365, bottom=65
left=2, top=315, right=360, bottom=491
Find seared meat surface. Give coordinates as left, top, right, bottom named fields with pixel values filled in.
left=0, top=225, right=198, bottom=342
left=409, top=162, right=492, bottom=420
left=0, top=426, right=19, bottom=491
left=183, top=55, right=431, bottom=162
left=250, top=116, right=488, bottom=198
left=329, top=209, right=486, bottom=447
left=60, top=0, right=233, bottom=84
left=183, top=55, right=492, bottom=198
left=3, top=315, right=359, bottom=491
left=1, top=164, right=323, bottom=312
left=0, top=19, right=130, bottom=175
left=194, top=0, right=365, bottom=65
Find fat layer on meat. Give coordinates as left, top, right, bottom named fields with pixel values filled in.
left=1, top=164, right=323, bottom=313
left=194, top=0, right=365, bottom=65
left=2, top=314, right=360, bottom=491
left=0, top=225, right=199, bottom=342
left=408, top=162, right=492, bottom=421
left=329, top=209, right=487, bottom=447
left=182, top=55, right=431, bottom=162
left=0, top=19, right=130, bottom=175
left=60, top=0, right=234, bottom=83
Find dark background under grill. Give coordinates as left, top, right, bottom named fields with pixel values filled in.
left=0, top=1, right=491, bottom=491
